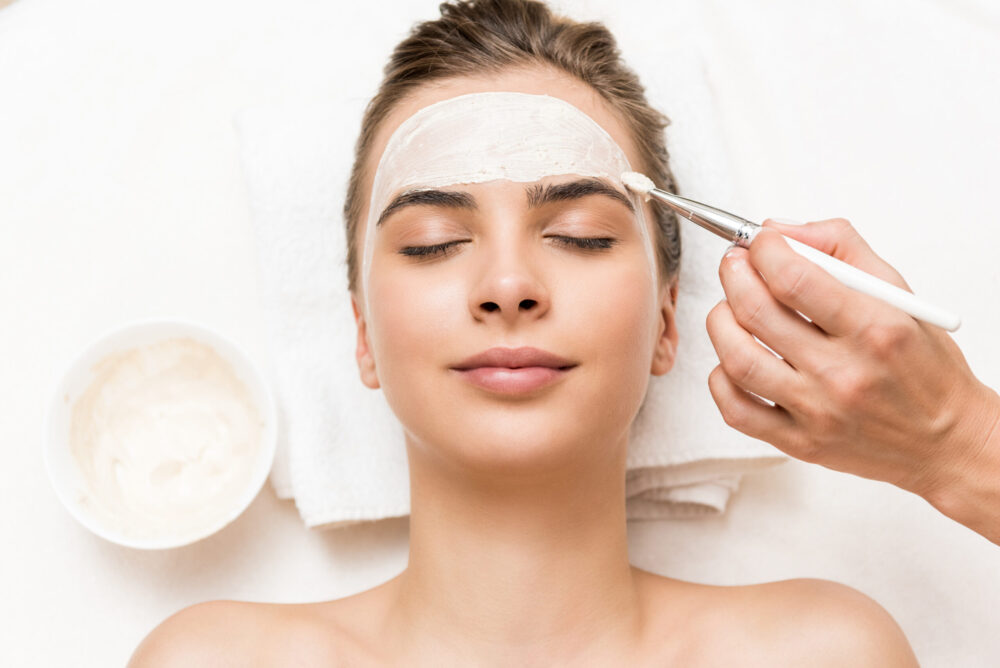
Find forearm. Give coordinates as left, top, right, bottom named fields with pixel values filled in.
left=923, top=384, right=1000, bottom=546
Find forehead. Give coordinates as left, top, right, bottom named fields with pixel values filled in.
left=360, top=67, right=646, bottom=221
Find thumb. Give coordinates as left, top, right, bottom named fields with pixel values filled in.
left=762, top=217, right=912, bottom=291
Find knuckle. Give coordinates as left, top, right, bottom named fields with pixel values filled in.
left=708, top=365, right=729, bottom=399
left=719, top=397, right=750, bottom=430
left=772, top=262, right=810, bottom=303
left=720, top=348, right=759, bottom=386
left=827, top=369, right=870, bottom=408
left=796, top=395, right=842, bottom=435
left=708, top=364, right=726, bottom=391
left=829, top=217, right=855, bottom=235
left=706, top=300, right=727, bottom=329
left=823, top=366, right=863, bottom=405
left=731, top=294, right=766, bottom=330
left=815, top=357, right=872, bottom=407
left=858, top=318, right=913, bottom=356
left=708, top=366, right=756, bottom=432
left=823, top=217, right=867, bottom=252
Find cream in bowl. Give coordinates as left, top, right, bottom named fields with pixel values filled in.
left=44, top=318, right=277, bottom=549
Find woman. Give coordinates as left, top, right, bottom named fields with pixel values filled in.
left=130, top=1, right=918, bottom=664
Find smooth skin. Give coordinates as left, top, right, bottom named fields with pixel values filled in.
left=708, top=220, right=1000, bottom=546
left=129, top=67, right=918, bottom=667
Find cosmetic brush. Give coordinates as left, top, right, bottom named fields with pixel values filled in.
left=621, top=171, right=961, bottom=332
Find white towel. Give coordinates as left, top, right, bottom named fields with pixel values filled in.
left=234, top=47, right=787, bottom=529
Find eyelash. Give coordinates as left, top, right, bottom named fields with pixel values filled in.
left=399, top=236, right=619, bottom=258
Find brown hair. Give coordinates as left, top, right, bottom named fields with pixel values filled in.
left=344, top=0, right=681, bottom=296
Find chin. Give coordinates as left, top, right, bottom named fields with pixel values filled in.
left=432, top=409, right=614, bottom=473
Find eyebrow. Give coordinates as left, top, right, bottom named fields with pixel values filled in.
left=375, top=177, right=634, bottom=228
left=526, top=178, right=634, bottom=213
left=376, top=189, right=477, bottom=227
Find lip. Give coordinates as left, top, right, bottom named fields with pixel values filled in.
left=453, top=366, right=574, bottom=394
left=451, top=346, right=576, bottom=371
left=450, top=347, right=577, bottom=395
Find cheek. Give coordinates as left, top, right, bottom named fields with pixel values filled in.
left=556, top=259, right=659, bottom=430
left=366, top=268, right=474, bottom=439
left=560, top=257, right=658, bottom=360
left=367, top=265, right=462, bottom=371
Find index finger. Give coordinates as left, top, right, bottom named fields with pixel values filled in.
left=748, top=228, right=886, bottom=337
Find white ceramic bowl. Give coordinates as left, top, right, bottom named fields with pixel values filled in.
left=43, top=317, right=277, bottom=549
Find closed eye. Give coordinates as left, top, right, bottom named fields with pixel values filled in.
left=551, top=236, right=618, bottom=251
left=399, top=240, right=467, bottom=258
left=399, top=236, right=619, bottom=260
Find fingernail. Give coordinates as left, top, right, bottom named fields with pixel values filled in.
left=723, top=243, right=739, bottom=258
left=770, top=217, right=804, bottom=226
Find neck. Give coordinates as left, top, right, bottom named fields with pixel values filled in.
left=381, top=430, right=645, bottom=662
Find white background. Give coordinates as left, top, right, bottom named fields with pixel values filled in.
left=2, top=0, right=999, bottom=665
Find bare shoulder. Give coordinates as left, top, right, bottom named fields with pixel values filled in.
left=635, top=570, right=918, bottom=666
left=738, top=578, right=919, bottom=666
left=126, top=599, right=347, bottom=667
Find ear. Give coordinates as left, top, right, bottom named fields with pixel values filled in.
left=650, top=279, right=679, bottom=376
left=351, top=293, right=380, bottom=389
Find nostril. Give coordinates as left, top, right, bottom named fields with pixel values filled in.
left=520, top=299, right=537, bottom=309
left=481, top=302, right=499, bottom=312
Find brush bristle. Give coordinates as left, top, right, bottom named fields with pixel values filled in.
left=620, top=171, right=655, bottom=200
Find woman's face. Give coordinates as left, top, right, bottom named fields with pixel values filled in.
left=352, top=67, right=678, bottom=471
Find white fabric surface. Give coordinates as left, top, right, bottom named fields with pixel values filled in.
left=4, top=1, right=1000, bottom=666
left=233, top=46, right=786, bottom=529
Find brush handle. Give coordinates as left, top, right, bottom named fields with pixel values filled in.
left=775, top=234, right=961, bottom=331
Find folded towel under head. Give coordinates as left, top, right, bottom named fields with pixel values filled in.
left=234, top=47, right=786, bottom=529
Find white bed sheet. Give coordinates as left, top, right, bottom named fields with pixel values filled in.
left=2, top=0, right=998, bottom=665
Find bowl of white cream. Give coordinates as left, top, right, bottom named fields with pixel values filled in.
left=43, top=318, right=277, bottom=549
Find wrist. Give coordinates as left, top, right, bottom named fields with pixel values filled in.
left=923, top=383, right=1000, bottom=545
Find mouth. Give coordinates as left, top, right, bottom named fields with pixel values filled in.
left=452, top=365, right=576, bottom=395
left=450, top=346, right=577, bottom=395
left=451, top=346, right=576, bottom=371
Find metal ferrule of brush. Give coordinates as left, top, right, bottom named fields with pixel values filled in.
left=733, top=221, right=762, bottom=248
left=648, top=189, right=762, bottom=247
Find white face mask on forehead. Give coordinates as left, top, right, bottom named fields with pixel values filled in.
left=361, top=91, right=658, bottom=323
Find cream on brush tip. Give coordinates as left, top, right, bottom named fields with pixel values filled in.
left=619, top=171, right=961, bottom=331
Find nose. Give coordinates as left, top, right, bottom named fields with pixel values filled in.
left=469, top=245, right=551, bottom=325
